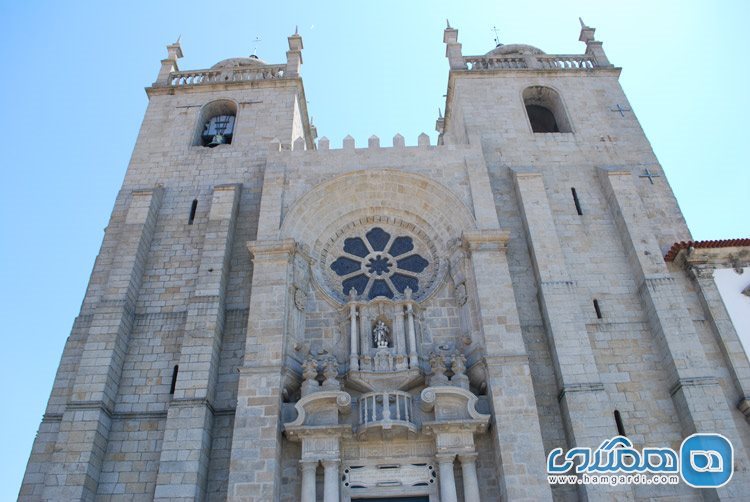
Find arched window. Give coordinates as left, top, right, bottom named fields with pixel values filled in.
left=194, top=99, right=237, bottom=147
left=523, top=86, right=571, bottom=133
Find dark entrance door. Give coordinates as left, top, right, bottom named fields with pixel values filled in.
left=352, top=497, right=429, bottom=502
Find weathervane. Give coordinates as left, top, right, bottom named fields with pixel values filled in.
left=492, top=25, right=501, bottom=47
left=251, top=36, right=262, bottom=56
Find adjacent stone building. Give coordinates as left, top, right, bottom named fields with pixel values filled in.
left=20, top=20, right=750, bottom=501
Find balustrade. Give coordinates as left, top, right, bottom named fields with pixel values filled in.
left=465, top=56, right=527, bottom=70
left=169, top=65, right=285, bottom=87
left=536, top=55, right=595, bottom=69
left=358, top=390, right=415, bottom=431
left=464, top=54, right=597, bottom=71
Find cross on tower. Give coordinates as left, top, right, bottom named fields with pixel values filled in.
left=638, top=168, right=661, bottom=184
left=611, top=104, right=632, bottom=117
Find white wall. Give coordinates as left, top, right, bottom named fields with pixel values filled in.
left=715, top=266, right=750, bottom=356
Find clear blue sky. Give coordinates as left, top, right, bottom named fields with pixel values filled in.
left=1, top=0, right=748, bottom=497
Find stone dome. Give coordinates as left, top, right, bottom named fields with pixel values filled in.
left=211, top=55, right=268, bottom=69
left=485, top=44, right=545, bottom=57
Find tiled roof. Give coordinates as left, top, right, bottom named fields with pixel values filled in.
left=664, top=239, right=750, bottom=262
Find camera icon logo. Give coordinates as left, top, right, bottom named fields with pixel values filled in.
left=680, top=434, right=733, bottom=488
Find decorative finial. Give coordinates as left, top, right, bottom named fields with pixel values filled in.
left=579, top=17, right=586, bottom=28
left=446, top=19, right=451, bottom=29
left=438, top=107, right=443, bottom=119
left=175, top=34, right=181, bottom=45
left=295, top=25, right=299, bottom=35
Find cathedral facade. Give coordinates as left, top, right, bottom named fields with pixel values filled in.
left=20, top=21, right=750, bottom=501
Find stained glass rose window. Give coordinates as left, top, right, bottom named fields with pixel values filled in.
left=330, top=227, right=429, bottom=300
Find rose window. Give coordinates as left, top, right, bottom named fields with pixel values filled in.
left=330, top=227, right=429, bottom=300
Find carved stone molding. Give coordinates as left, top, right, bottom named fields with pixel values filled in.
left=294, top=287, right=308, bottom=311
left=284, top=390, right=352, bottom=440
left=247, top=238, right=296, bottom=261
left=420, top=386, right=490, bottom=426
left=687, top=265, right=714, bottom=281
left=668, top=376, right=720, bottom=397
left=461, top=229, right=510, bottom=254
left=342, top=462, right=437, bottom=489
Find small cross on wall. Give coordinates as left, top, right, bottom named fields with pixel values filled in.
left=611, top=104, right=632, bottom=117
left=638, top=168, right=661, bottom=184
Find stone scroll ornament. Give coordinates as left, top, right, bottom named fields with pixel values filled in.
left=330, top=227, right=429, bottom=300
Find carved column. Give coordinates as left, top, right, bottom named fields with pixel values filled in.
left=299, top=460, right=318, bottom=502
left=359, top=308, right=369, bottom=355
left=285, top=392, right=351, bottom=502
left=322, top=459, right=339, bottom=502
left=436, top=453, right=458, bottom=502
left=406, top=303, right=418, bottom=368
left=349, top=301, right=358, bottom=370
left=458, top=453, right=480, bottom=502
left=394, top=306, right=407, bottom=357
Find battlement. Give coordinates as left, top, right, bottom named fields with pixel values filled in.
left=268, top=133, right=445, bottom=154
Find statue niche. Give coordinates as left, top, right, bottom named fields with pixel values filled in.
left=345, top=290, right=422, bottom=392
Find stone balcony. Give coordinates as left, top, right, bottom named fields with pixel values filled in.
left=357, top=390, right=417, bottom=439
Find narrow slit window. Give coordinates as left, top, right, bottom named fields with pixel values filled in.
left=614, top=410, right=626, bottom=436
left=189, top=199, right=198, bottom=225
left=169, top=365, right=179, bottom=395
left=594, top=299, right=603, bottom=319
left=571, top=187, right=582, bottom=215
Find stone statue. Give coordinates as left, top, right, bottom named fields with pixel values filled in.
left=373, top=320, right=390, bottom=348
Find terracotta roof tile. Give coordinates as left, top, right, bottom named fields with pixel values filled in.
left=664, top=238, right=750, bottom=262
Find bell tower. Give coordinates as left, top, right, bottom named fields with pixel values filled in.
left=440, top=20, right=750, bottom=501
left=20, top=30, right=315, bottom=501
